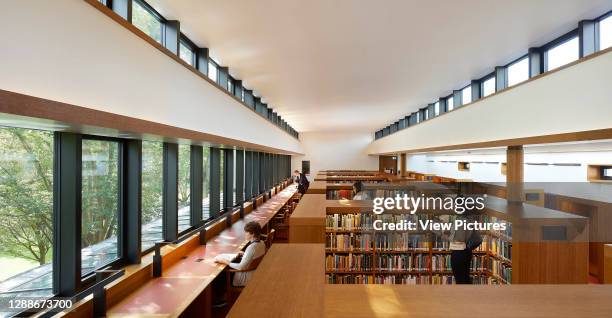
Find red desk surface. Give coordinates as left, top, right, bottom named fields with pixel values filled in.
left=107, top=277, right=211, bottom=317
left=106, top=186, right=297, bottom=317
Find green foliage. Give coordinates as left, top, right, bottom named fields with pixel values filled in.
left=178, top=145, right=190, bottom=208
left=81, top=140, right=119, bottom=247
left=0, top=128, right=53, bottom=265
left=142, top=141, right=163, bottom=224
left=132, top=0, right=162, bottom=43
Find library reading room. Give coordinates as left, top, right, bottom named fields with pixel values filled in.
left=1, top=1, right=612, bottom=317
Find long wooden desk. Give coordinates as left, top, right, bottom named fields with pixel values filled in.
left=227, top=244, right=324, bottom=317
left=227, top=244, right=612, bottom=318
left=106, top=186, right=298, bottom=317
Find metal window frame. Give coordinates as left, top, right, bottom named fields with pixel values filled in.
left=81, top=135, right=127, bottom=272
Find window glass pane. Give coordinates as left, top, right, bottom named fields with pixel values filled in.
left=462, top=86, right=472, bottom=104
left=208, top=62, right=218, bottom=83
left=132, top=0, right=162, bottom=43
left=0, top=127, right=53, bottom=299
left=424, top=109, right=428, bottom=121
left=434, top=102, right=440, bottom=116
left=600, top=15, right=612, bottom=50
left=228, top=80, right=234, bottom=93
left=546, top=36, right=579, bottom=71
left=416, top=112, right=420, bottom=123
left=203, top=147, right=210, bottom=220
left=507, top=57, right=529, bottom=87
left=81, top=139, right=119, bottom=276
left=178, top=144, right=191, bottom=233
left=482, top=77, right=496, bottom=97
left=447, top=96, right=454, bottom=111
left=179, top=41, right=194, bottom=66
left=219, top=151, right=224, bottom=209
left=141, top=141, right=163, bottom=251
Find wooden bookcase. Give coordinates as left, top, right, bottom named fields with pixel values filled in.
left=291, top=171, right=590, bottom=284
left=324, top=207, right=512, bottom=285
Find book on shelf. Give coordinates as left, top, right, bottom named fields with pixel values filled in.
left=326, top=233, right=373, bottom=251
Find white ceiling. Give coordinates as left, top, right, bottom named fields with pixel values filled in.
left=149, top=0, right=611, bottom=133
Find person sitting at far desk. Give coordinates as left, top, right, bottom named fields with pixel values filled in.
left=216, top=221, right=266, bottom=286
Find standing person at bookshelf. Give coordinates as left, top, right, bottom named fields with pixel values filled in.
left=446, top=212, right=482, bottom=284
left=294, top=170, right=309, bottom=195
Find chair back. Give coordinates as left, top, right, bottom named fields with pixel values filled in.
left=245, top=254, right=264, bottom=271
left=265, top=229, right=275, bottom=249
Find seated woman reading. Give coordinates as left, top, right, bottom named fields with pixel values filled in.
left=216, top=221, right=266, bottom=286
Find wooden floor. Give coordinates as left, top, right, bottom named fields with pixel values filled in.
left=228, top=244, right=612, bottom=318
left=325, top=284, right=612, bottom=318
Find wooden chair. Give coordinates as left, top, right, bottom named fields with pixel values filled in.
left=225, top=254, right=265, bottom=304
left=263, top=229, right=275, bottom=250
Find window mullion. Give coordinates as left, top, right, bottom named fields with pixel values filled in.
left=162, top=143, right=178, bottom=241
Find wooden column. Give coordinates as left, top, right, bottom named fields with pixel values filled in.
left=400, top=153, right=406, bottom=177
left=605, top=244, right=612, bottom=284
left=506, top=145, right=524, bottom=203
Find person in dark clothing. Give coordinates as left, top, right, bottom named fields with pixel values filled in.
left=293, top=170, right=309, bottom=195
left=436, top=211, right=482, bottom=284
left=451, top=246, right=473, bottom=284
left=448, top=211, right=482, bottom=284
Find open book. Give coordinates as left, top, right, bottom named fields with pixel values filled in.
left=214, top=253, right=238, bottom=263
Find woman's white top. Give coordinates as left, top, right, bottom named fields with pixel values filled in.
left=229, top=240, right=266, bottom=287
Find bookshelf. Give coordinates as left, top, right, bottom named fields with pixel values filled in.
left=292, top=171, right=589, bottom=284
left=324, top=208, right=513, bottom=285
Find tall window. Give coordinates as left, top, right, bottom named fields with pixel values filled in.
left=0, top=127, right=53, bottom=298
left=202, top=147, right=210, bottom=220
left=447, top=96, right=454, bottom=111
left=178, top=145, right=191, bottom=233
left=600, top=15, right=612, bottom=50
left=132, top=0, right=162, bottom=44
left=208, top=61, right=218, bottom=83
left=462, top=86, right=472, bottom=104
left=81, top=139, right=120, bottom=275
left=179, top=40, right=195, bottom=66
left=507, top=57, right=529, bottom=87
left=482, top=76, right=496, bottom=97
left=424, top=109, right=429, bottom=121
left=141, top=141, right=163, bottom=251
left=545, top=36, right=579, bottom=71
left=434, top=102, right=440, bottom=116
